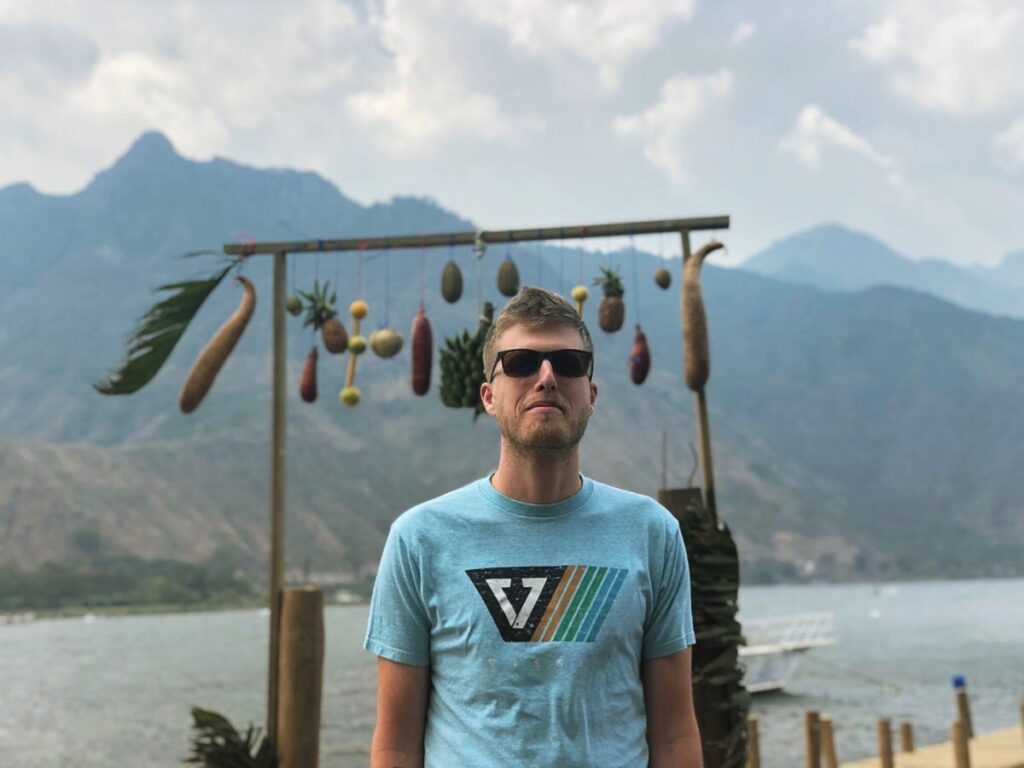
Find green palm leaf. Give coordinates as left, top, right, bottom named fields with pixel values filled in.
left=94, top=253, right=237, bottom=395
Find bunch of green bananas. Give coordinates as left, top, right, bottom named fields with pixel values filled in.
left=439, top=302, right=493, bottom=419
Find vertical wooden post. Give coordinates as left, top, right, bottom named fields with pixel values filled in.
left=268, top=251, right=288, bottom=744
left=819, top=715, right=838, bottom=768
left=954, top=676, right=974, bottom=739
left=747, top=716, right=760, bottom=768
left=951, top=720, right=971, bottom=768
left=277, top=587, right=325, bottom=768
left=877, top=718, right=894, bottom=768
left=680, top=228, right=718, bottom=523
left=804, top=710, right=821, bottom=768
left=900, top=721, right=915, bottom=752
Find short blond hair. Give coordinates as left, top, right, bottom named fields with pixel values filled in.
left=482, top=286, right=594, bottom=380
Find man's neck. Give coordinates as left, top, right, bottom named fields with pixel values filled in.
left=490, top=445, right=582, bottom=504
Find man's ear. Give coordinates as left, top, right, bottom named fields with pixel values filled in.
left=589, top=381, right=598, bottom=413
left=481, top=380, right=496, bottom=415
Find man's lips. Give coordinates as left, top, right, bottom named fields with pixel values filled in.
left=525, top=401, right=564, bottom=413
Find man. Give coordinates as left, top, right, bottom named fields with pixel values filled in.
left=365, top=286, right=701, bottom=767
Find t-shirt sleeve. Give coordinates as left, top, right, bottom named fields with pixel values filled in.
left=363, top=522, right=431, bottom=666
left=642, top=519, right=696, bottom=659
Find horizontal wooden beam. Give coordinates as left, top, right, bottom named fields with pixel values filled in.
left=223, top=215, right=730, bottom=256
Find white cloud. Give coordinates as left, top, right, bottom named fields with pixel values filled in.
left=346, top=0, right=545, bottom=152
left=779, top=105, right=902, bottom=188
left=994, top=117, right=1024, bottom=168
left=732, top=21, right=755, bottom=45
left=613, top=69, right=733, bottom=180
left=460, top=0, right=696, bottom=89
left=850, top=1, right=1024, bottom=115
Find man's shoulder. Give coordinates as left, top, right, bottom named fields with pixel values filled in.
left=587, top=477, right=676, bottom=526
left=389, top=477, right=483, bottom=536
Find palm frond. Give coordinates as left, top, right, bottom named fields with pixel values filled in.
left=184, top=706, right=272, bottom=767
left=94, top=256, right=236, bottom=395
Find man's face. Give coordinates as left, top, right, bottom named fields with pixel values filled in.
left=481, top=322, right=598, bottom=455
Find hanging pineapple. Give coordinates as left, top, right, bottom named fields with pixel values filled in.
left=593, top=266, right=625, bottom=332
left=654, top=266, right=671, bottom=290
left=300, top=279, right=348, bottom=354
left=497, top=256, right=519, bottom=297
left=340, top=299, right=368, bottom=407
left=441, top=260, right=463, bottom=303
left=439, top=302, right=493, bottom=419
left=571, top=285, right=588, bottom=319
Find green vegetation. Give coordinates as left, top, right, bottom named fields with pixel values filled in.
left=0, top=555, right=258, bottom=613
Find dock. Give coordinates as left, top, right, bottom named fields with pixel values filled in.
left=841, top=726, right=1024, bottom=768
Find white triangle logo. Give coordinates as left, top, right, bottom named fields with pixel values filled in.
left=485, top=577, right=548, bottom=629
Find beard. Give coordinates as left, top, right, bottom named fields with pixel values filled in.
left=493, top=403, right=590, bottom=458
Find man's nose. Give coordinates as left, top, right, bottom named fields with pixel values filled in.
left=534, top=358, right=557, bottom=387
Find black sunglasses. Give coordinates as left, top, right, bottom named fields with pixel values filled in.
left=490, top=348, right=594, bottom=382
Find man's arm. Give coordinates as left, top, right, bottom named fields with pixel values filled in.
left=370, top=657, right=430, bottom=768
left=642, top=647, right=703, bottom=768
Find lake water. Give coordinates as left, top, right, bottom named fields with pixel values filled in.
left=1, top=578, right=1021, bottom=767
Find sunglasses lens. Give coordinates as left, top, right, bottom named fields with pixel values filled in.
left=501, top=350, right=542, bottom=377
left=550, top=350, right=590, bottom=377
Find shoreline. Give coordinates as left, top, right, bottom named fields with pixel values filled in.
left=6, top=573, right=1023, bottom=624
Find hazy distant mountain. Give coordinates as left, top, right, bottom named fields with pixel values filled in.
left=1, top=133, right=1022, bottom=584
left=743, top=224, right=1024, bottom=318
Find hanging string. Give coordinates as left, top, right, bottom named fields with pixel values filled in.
left=313, top=252, right=321, bottom=344
left=536, top=230, right=543, bottom=286
left=334, top=249, right=340, bottom=310
left=474, top=230, right=486, bottom=315
left=578, top=225, right=588, bottom=285
left=357, top=241, right=366, bottom=298
left=630, top=233, right=641, bottom=327
left=419, top=236, right=427, bottom=308
left=558, top=228, right=565, bottom=294
left=384, top=250, right=391, bottom=326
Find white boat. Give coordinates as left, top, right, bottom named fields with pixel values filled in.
left=738, top=612, right=836, bottom=694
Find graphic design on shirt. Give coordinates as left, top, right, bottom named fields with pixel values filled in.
left=466, top=565, right=628, bottom=643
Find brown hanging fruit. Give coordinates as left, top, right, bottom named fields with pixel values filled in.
left=300, top=346, right=318, bottom=403
left=682, top=240, right=724, bottom=391
left=497, top=256, right=519, bottom=297
left=594, top=266, right=625, bottom=333
left=179, top=275, right=256, bottom=414
left=410, top=306, right=433, bottom=395
left=321, top=317, right=348, bottom=354
left=441, top=260, right=463, bottom=303
left=630, top=325, right=650, bottom=385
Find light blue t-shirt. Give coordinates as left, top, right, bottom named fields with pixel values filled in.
left=364, top=474, right=695, bottom=768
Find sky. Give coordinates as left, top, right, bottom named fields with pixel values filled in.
left=2, top=0, right=1023, bottom=267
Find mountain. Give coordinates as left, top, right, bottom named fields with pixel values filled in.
left=743, top=224, right=1024, bottom=318
left=1, top=132, right=1022, bottom=585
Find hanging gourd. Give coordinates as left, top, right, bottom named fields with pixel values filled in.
left=441, top=260, right=463, bottom=303
left=370, top=327, right=403, bottom=358
left=594, top=266, right=625, bottom=332
left=630, top=325, right=650, bottom=385
left=300, top=279, right=348, bottom=354
left=497, top=256, right=519, bottom=297
left=340, top=299, right=367, bottom=406
left=299, top=346, right=318, bottom=403
left=654, top=266, right=671, bottom=290
left=178, top=275, right=256, bottom=414
left=410, top=306, right=433, bottom=395
left=571, top=285, right=588, bottom=319
left=286, top=294, right=303, bottom=316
